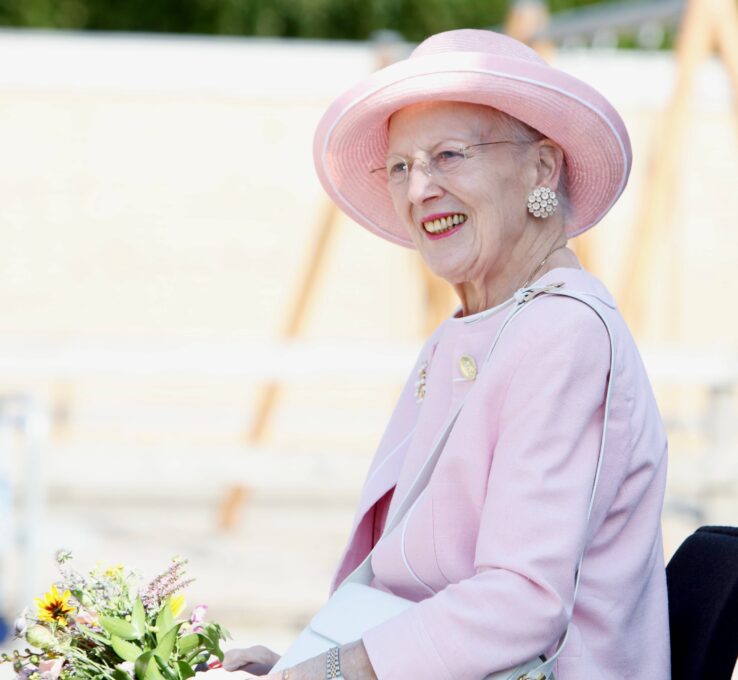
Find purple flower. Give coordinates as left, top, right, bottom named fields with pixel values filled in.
left=140, top=557, right=194, bottom=612
left=189, top=604, right=207, bottom=632
left=190, top=605, right=207, bottom=624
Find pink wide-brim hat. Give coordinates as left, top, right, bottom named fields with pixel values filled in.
left=313, top=29, right=632, bottom=248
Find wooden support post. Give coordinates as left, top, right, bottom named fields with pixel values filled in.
left=219, top=35, right=410, bottom=530
left=247, top=201, right=341, bottom=443
left=619, top=0, right=738, bottom=334
left=417, top=259, right=455, bottom=336
left=505, top=0, right=555, bottom=58
left=217, top=485, right=251, bottom=532
left=218, top=201, right=341, bottom=530
left=711, top=0, right=738, bottom=97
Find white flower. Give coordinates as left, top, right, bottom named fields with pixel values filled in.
left=13, top=610, right=28, bottom=638
left=117, top=661, right=135, bottom=678
left=55, top=549, right=73, bottom=564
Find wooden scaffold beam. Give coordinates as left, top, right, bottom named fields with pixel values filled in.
left=619, top=0, right=738, bottom=333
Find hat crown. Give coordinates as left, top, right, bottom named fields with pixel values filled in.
left=411, top=29, right=547, bottom=65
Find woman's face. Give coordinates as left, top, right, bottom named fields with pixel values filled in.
left=386, top=101, right=538, bottom=286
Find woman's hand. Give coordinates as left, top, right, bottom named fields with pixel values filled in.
left=239, top=640, right=378, bottom=680
left=223, top=645, right=281, bottom=676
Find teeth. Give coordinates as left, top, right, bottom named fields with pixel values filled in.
left=423, top=214, right=467, bottom=234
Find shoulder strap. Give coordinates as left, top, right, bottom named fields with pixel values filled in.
left=521, top=285, right=616, bottom=679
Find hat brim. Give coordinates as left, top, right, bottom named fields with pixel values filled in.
left=314, top=51, right=632, bottom=248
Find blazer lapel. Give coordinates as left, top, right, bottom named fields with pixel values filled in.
left=329, top=425, right=413, bottom=593
left=350, top=425, right=414, bottom=535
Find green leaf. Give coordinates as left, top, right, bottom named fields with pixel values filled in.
left=177, top=660, right=196, bottom=679
left=131, top=598, right=147, bottom=638
left=155, top=604, right=176, bottom=643
left=211, top=642, right=224, bottom=661
left=136, top=651, right=167, bottom=680
left=190, top=653, right=209, bottom=666
left=112, top=635, right=144, bottom=663
left=78, top=624, right=110, bottom=645
left=153, top=654, right=179, bottom=680
left=144, top=659, right=167, bottom=680
left=112, top=670, right=131, bottom=680
left=100, top=616, right=140, bottom=641
left=178, top=633, right=200, bottom=656
left=200, top=625, right=224, bottom=660
left=153, top=625, right=179, bottom=662
left=135, top=651, right=153, bottom=680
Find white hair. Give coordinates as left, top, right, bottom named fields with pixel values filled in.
left=485, top=108, right=571, bottom=219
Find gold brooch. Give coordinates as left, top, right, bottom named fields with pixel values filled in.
left=415, top=361, right=428, bottom=403
left=458, top=354, right=478, bottom=380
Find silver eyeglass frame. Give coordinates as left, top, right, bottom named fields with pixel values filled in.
left=369, top=140, right=521, bottom=184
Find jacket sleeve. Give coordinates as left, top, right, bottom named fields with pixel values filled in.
left=361, top=298, right=612, bottom=680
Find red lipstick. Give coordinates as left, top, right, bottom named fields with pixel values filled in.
left=421, top=212, right=467, bottom=240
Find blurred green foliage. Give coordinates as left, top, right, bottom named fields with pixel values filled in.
left=0, top=0, right=607, bottom=41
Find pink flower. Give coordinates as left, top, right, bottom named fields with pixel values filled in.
left=189, top=604, right=208, bottom=632
left=74, top=609, right=99, bottom=627
left=38, top=658, right=64, bottom=679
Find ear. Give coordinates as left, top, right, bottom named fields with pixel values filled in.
left=534, top=139, right=565, bottom=189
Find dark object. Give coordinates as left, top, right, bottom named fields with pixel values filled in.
left=666, top=525, right=738, bottom=679
left=0, top=616, right=8, bottom=643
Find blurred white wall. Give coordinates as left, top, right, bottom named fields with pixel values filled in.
left=0, top=30, right=736, bottom=345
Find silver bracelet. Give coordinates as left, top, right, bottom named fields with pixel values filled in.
left=326, top=646, right=342, bottom=679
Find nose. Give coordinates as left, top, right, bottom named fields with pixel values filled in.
left=405, top=161, right=443, bottom=206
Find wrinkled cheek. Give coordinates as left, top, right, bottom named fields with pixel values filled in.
left=388, top=190, right=407, bottom=220
left=389, top=197, right=418, bottom=240
left=404, top=217, right=425, bottom=250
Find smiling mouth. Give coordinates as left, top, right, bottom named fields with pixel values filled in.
left=422, top=213, right=467, bottom=235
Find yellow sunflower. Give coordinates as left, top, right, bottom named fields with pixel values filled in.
left=35, top=584, right=75, bottom=625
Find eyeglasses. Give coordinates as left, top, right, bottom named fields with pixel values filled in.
left=369, top=141, right=521, bottom=186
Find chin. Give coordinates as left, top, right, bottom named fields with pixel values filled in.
left=417, top=236, right=483, bottom=282
left=422, top=259, right=467, bottom=286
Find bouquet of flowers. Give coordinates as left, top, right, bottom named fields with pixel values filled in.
left=2, top=551, right=228, bottom=679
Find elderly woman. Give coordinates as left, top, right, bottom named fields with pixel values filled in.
left=225, top=29, right=670, bottom=680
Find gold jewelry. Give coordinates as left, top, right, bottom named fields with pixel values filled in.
left=522, top=242, right=567, bottom=288
left=415, top=360, right=428, bottom=403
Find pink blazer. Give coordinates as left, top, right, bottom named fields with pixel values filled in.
left=329, top=268, right=670, bottom=680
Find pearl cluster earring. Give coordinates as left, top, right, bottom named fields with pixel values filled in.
left=527, top=186, right=558, bottom=218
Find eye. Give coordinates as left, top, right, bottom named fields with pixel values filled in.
left=387, top=158, right=408, bottom=178
left=432, top=149, right=465, bottom=172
